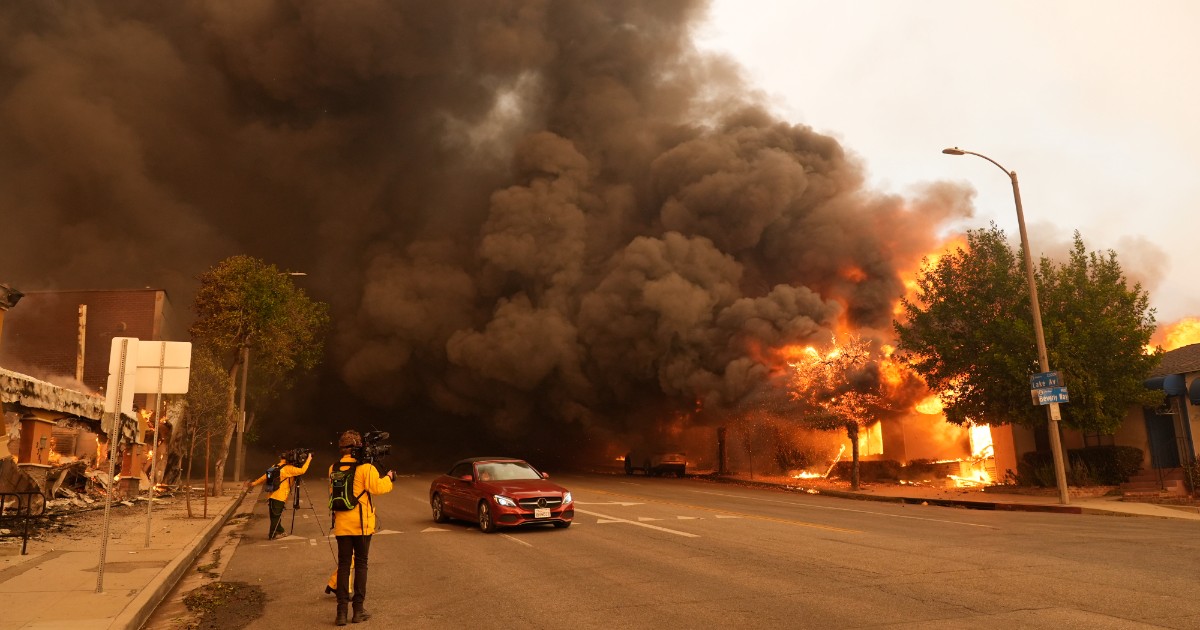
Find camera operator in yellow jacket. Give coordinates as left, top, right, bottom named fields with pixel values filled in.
left=246, top=451, right=313, bottom=540
left=327, top=430, right=395, bottom=625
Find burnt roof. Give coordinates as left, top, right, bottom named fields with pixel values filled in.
left=1151, top=343, right=1200, bottom=377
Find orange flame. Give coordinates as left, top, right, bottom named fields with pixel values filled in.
left=1150, top=317, right=1200, bottom=352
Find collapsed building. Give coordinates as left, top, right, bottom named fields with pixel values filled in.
left=0, top=288, right=184, bottom=517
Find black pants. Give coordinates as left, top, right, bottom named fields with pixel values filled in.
left=336, top=535, right=372, bottom=605
left=268, top=498, right=286, bottom=539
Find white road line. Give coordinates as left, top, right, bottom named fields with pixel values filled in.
left=574, top=508, right=699, bottom=538
left=422, top=527, right=450, bottom=533
left=501, top=533, right=533, bottom=547
left=687, top=489, right=999, bottom=529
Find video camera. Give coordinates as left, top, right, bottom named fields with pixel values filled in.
left=355, top=430, right=392, bottom=464
left=282, top=447, right=312, bottom=467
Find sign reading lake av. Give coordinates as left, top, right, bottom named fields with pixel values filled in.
left=1030, top=371, right=1062, bottom=389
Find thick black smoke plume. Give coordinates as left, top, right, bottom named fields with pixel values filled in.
left=0, top=1, right=972, bottom=463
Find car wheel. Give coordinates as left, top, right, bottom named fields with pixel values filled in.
left=478, top=501, right=497, bottom=533
left=431, top=494, right=448, bottom=523
left=553, top=521, right=571, bottom=529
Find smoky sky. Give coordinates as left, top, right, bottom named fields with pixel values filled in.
left=0, top=0, right=973, bottom=460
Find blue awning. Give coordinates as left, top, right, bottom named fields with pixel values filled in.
left=1145, top=373, right=1187, bottom=396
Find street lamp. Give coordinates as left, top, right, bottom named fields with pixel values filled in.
left=941, top=147, right=1071, bottom=505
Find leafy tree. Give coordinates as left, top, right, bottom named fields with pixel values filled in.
left=1038, top=233, right=1162, bottom=432
left=190, top=255, right=329, bottom=495
left=175, top=346, right=228, bottom=516
left=894, top=225, right=1159, bottom=434
left=788, top=335, right=887, bottom=490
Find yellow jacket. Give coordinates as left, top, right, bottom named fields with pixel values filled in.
left=329, top=455, right=393, bottom=536
left=250, top=455, right=312, bottom=502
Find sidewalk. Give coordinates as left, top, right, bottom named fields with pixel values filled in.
left=0, top=487, right=243, bottom=630
left=701, top=472, right=1200, bottom=520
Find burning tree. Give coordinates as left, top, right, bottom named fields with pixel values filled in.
left=787, top=336, right=887, bottom=490
left=189, top=255, right=329, bottom=496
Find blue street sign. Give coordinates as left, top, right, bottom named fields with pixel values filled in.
left=1035, top=386, right=1069, bottom=405
left=1030, top=371, right=1062, bottom=390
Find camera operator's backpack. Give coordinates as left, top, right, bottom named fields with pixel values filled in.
left=264, top=465, right=282, bottom=493
left=329, top=462, right=366, bottom=511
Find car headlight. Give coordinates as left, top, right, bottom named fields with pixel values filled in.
left=562, top=491, right=572, bottom=504
left=493, top=495, right=517, bottom=508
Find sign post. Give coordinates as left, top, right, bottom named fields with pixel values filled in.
left=1029, top=371, right=1069, bottom=465
left=97, top=337, right=137, bottom=593
left=135, top=341, right=192, bottom=547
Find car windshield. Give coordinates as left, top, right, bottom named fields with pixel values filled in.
left=476, top=461, right=542, bottom=481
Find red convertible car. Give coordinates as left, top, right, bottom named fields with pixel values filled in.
left=429, top=457, right=574, bottom=533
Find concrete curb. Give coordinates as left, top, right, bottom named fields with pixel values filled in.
left=699, top=475, right=1087, bottom=516
left=111, top=489, right=246, bottom=630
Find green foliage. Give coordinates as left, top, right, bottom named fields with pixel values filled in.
left=1038, top=235, right=1163, bottom=433
left=191, top=255, right=329, bottom=381
left=184, top=345, right=232, bottom=440
left=1010, top=449, right=1138, bottom=487
left=831, top=460, right=901, bottom=482
left=1184, top=459, right=1200, bottom=495
left=1066, top=446, right=1144, bottom=485
left=894, top=225, right=1159, bottom=434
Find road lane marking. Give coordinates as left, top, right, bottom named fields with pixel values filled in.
left=581, top=489, right=860, bottom=533
left=574, top=508, right=700, bottom=538
left=501, top=533, right=533, bottom=547
left=677, top=516, right=700, bottom=520
left=422, top=527, right=450, bottom=533
left=636, top=517, right=661, bottom=522
left=714, top=515, right=741, bottom=519
left=687, top=489, right=999, bottom=529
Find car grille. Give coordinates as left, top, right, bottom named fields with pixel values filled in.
left=517, top=496, right=563, bottom=510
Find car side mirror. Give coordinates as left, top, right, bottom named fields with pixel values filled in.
left=541, top=472, right=550, bottom=479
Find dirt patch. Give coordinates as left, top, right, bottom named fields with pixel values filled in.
left=179, top=581, right=265, bottom=630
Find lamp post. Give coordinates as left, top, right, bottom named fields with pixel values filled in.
left=942, top=147, right=1070, bottom=505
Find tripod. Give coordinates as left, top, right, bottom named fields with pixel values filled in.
left=289, top=476, right=302, bottom=536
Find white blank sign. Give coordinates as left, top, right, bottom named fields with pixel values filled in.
left=134, top=341, right=193, bottom=394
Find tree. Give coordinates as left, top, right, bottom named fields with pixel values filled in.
left=788, top=335, right=887, bottom=490
left=190, top=255, right=329, bottom=496
left=1037, top=233, right=1162, bottom=432
left=894, top=225, right=1160, bottom=434
left=177, top=345, right=228, bottom=516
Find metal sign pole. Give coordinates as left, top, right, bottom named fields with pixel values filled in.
left=145, top=342, right=166, bottom=547
left=97, top=338, right=129, bottom=593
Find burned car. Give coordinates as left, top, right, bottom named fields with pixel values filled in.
left=624, top=451, right=687, bottom=477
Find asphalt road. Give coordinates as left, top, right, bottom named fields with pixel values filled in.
left=214, top=473, right=1200, bottom=629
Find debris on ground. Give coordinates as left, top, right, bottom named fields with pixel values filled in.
left=179, top=581, right=265, bottom=630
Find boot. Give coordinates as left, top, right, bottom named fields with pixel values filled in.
left=352, top=603, right=371, bottom=623
left=336, top=604, right=349, bottom=626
